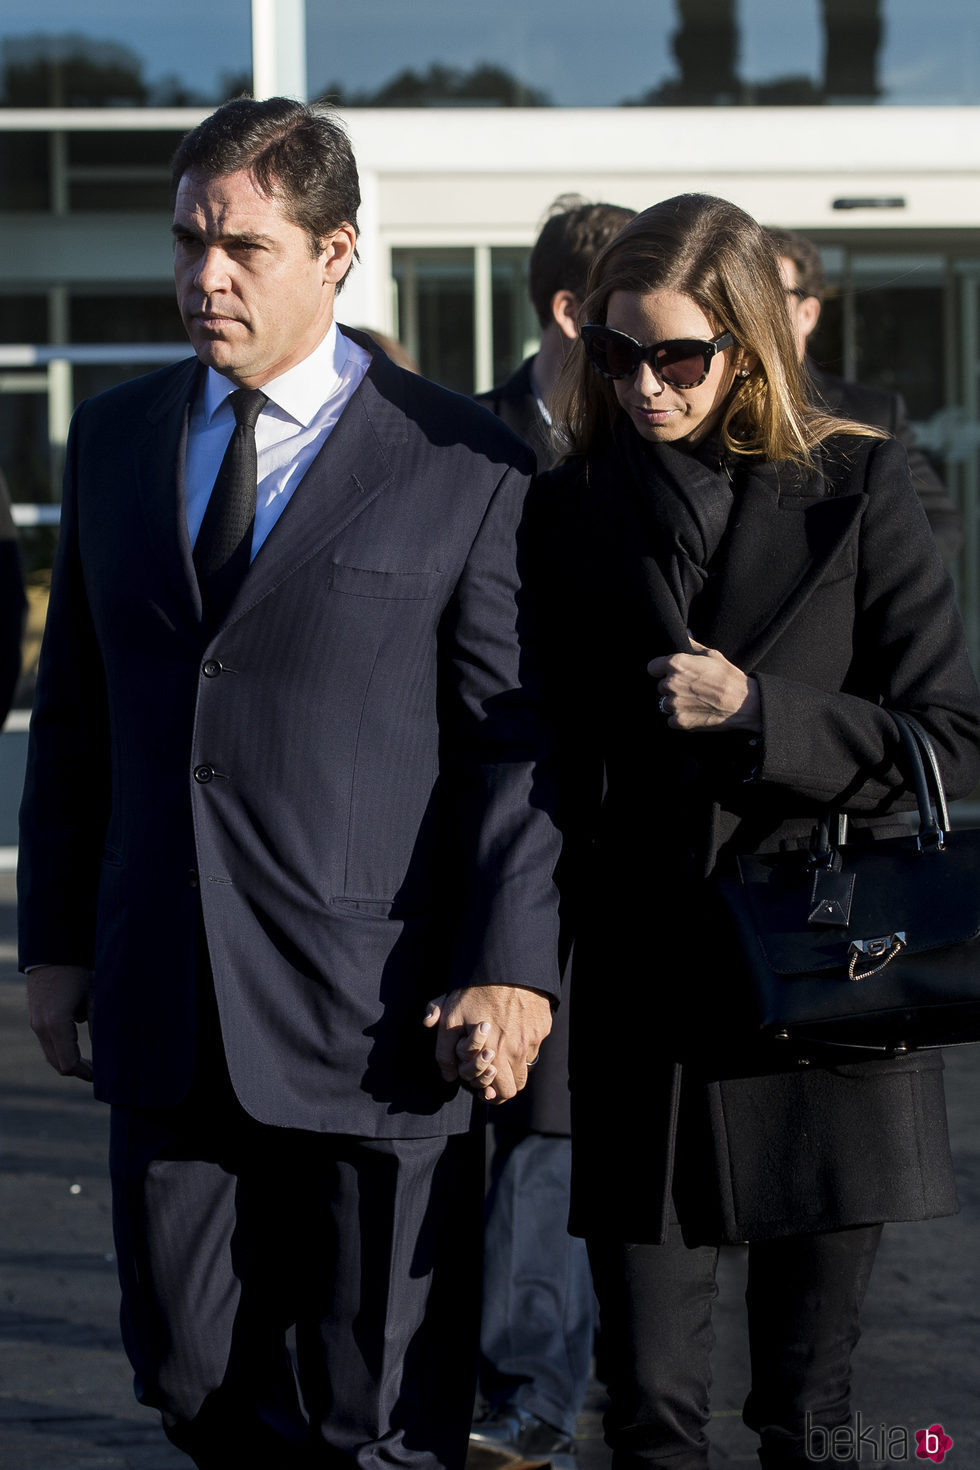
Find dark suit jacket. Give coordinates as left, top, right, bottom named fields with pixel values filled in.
left=475, top=359, right=553, bottom=473
left=537, top=432, right=980, bottom=1243
left=808, top=361, right=962, bottom=566
left=18, top=332, right=562, bottom=1135
left=475, top=355, right=574, bottom=1137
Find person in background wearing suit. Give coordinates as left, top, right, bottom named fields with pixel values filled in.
left=470, top=195, right=633, bottom=1469
left=19, top=97, right=561, bottom=1470
left=764, top=226, right=963, bottom=567
left=476, top=196, right=636, bottom=472
left=0, top=467, right=25, bottom=723
left=538, top=193, right=980, bottom=1468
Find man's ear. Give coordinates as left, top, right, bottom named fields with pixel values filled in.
left=322, top=224, right=358, bottom=285
left=798, top=294, right=822, bottom=341
left=551, top=290, right=582, bottom=343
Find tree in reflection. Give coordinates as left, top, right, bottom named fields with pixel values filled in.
left=622, top=0, right=880, bottom=106
left=0, top=33, right=248, bottom=108
left=316, top=61, right=549, bottom=108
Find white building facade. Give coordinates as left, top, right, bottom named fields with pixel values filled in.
left=2, top=0, right=980, bottom=645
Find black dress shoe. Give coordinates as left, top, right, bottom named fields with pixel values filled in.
left=468, top=1405, right=576, bottom=1469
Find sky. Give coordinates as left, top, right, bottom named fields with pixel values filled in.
left=2, top=0, right=979, bottom=107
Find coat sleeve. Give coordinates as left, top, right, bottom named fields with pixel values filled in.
left=752, top=436, right=980, bottom=812
left=18, top=405, right=111, bottom=969
left=439, top=460, right=562, bottom=1000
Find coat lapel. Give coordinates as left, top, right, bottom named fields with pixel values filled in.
left=701, top=447, right=865, bottom=668
left=587, top=455, right=693, bottom=657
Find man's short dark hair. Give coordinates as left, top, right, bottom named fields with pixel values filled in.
left=763, top=226, right=826, bottom=303
left=172, top=96, right=360, bottom=285
left=528, top=196, right=636, bottom=328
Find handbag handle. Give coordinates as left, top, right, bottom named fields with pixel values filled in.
left=808, top=711, right=948, bottom=870
left=893, top=711, right=949, bottom=847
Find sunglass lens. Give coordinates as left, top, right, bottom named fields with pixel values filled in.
left=585, top=330, right=637, bottom=378
left=656, top=342, right=708, bottom=387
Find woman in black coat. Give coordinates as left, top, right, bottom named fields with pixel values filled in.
left=532, top=194, right=980, bottom=1468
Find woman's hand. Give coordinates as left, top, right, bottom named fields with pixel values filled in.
left=649, top=639, right=761, bottom=732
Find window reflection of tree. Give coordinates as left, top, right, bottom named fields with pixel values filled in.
left=0, top=33, right=248, bottom=108
left=317, top=61, right=549, bottom=109
left=624, top=0, right=882, bottom=106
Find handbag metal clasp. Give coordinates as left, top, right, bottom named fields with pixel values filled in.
left=848, top=932, right=907, bottom=981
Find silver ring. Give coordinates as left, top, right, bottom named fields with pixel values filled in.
left=658, top=695, right=669, bottom=715
left=526, top=1056, right=539, bottom=1069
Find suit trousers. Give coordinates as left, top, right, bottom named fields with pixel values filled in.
left=587, top=1219, right=882, bottom=1469
left=479, top=1132, right=595, bottom=1435
left=109, top=1054, right=484, bottom=1470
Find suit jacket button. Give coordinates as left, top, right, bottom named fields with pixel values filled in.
left=202, top=660, right=223, bottom=678
left=194, top=765, right=214, bottom=784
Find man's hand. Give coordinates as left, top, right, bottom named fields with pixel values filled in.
left=27, top=965, right=93, bottom=1082
left=424, top=985, right=552, bottom=1103
left=648, top=639, right=761, bottom=732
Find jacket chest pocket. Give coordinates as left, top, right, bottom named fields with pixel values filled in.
left=327, top=564, right=443, bottom=600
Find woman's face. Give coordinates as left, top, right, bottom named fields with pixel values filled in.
left=605, top=287, right=743, bottom=448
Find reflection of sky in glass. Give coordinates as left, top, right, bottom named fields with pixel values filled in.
left=2, top=0, right=978, bottom=107
left=307, top=0, right=980, bottom=106
left=2, top=0, right=251, bottom=102
left=307, top=0, right=673, bottom=107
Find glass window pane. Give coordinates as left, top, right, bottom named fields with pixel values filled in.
left=0, top=2, right=252, bottom=108
left=491, top=248, right=536, bottom=386
left=849, top=257, right=946, bottom=418
left=0, top=295, right=49, bottom=345
left=307, top=0, right=980, bottom=107
left=392, top=249, right=474, bottom=394
left=69, top=290, right=183, bottom=345
left=68, top=131, right=184, bottom=168
left=0, top=134, right=50, bottom=210
left=0, top=391, right=49, bottom=505
left=68, top=178, right=173, bottom=212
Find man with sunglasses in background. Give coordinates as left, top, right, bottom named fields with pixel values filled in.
left=470, top=196, right=633, bottom=1470
left=765, top=226, right=962, bottom=568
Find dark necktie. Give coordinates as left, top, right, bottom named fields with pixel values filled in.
left=194, top=387, right=268, bottom=628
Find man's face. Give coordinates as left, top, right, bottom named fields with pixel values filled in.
left=172, top=167, right=355, bottom=389
left=776, top=255, right=822, bottom=365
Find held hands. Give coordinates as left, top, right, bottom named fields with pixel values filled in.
left=649, top=639, right=761, bottom=732
left=27, top=964, right=94, bottom=1082
left=423, top=984, right=552, bottom=1103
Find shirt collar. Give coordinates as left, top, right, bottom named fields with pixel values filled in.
left=202, top=321, right=351, bottom=428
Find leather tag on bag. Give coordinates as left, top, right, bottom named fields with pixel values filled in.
left=808, top=867, right=855, bottom=927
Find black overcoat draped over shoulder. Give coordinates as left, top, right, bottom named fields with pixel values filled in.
left=534, top=431, right=980, bottom=1245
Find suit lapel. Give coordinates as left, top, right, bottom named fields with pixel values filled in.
left=220, top=347, right=405, bottom=627
left=701, top=447, right=865, bottom=668
left=133, top=358, right=205, bottom=633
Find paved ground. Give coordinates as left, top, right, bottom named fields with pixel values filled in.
left=1, top=781, right=978, bottom=1466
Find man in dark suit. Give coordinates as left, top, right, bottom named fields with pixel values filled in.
left=19, top=97, right=561, bottom=1470
left=765, top=226, right=962, bottom=566
left=476, top=197, right=635, bottom=471
left=471, top=197, right=633, bottom=1468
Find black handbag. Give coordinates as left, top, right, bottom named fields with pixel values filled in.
left=716, top=712, right=980, bottom=1057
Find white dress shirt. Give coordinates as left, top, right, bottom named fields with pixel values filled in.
left=184, top=321, right=372, bottom=560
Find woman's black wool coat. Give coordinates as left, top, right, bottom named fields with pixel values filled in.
left=535, top=432, right=980, bottom=1245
